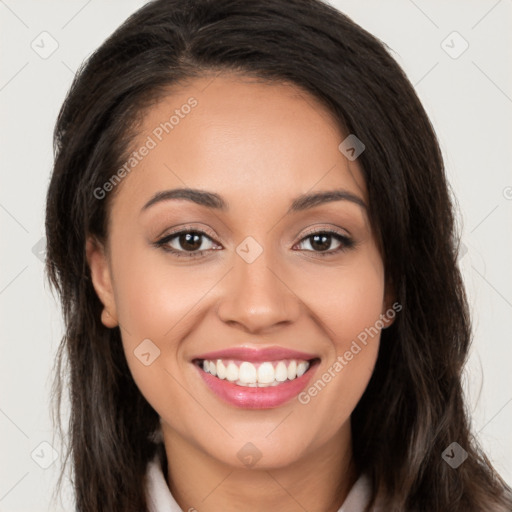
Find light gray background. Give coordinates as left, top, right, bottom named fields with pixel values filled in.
left=1, top=1, right=511, bottom=510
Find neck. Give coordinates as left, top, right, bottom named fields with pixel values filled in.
left=161, top=423, right=358, bottom=512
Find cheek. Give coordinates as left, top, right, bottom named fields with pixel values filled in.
left=112, top=243, right=217, bottom=341
left=296, top=254, right=385, bottom=344
left=107, top=240, right=198, bottom=387
left=290, top=255, right=384, bottom=431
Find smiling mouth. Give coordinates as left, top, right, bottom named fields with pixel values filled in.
left=194, top=357, right=320, bottom=388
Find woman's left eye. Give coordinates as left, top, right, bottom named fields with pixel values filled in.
left=295, top=231, right=354, bottom=255
left=154, top=229, right=354, bottom=258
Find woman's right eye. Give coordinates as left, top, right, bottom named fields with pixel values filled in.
left=154, top=230, right=221, bottom=258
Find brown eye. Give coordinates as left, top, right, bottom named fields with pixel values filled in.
left=296, top=230, right=354, bottom=256
left=155, top=230, right=219, bottom=257
left=177, top=232, right=203, bottom=251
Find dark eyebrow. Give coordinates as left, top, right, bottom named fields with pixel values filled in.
left=288, top=190, right=367, bottom=213
left=141, top=188, right=367, bottom=213
left=142, top=188, right=227, bottom=212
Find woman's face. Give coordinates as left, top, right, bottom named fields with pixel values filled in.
left=87, top=73, right=394, bottom=469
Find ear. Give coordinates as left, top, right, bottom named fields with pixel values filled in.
left=380, top=277, right=398, bottom=329
left=86, top=235, right=119, bottom=328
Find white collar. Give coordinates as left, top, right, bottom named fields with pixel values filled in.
left=145, top=451, right=375, bottom=512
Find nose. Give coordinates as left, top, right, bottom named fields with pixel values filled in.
left=215, top=244, right=301, bottom=335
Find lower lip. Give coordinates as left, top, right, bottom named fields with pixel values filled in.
left=194, top=360, right=319, bottom=409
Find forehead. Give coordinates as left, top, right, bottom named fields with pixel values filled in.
left=110, top=72, right=368, bottom=216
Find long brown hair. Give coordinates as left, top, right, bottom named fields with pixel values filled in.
left=45, top=0, right=512, bottom=510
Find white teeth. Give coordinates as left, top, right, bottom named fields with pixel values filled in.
left=226, top=362, right=239, bottom=382
left=297, top=361, right=308, bottom=377
left=199, top=358, right=312, bottom=387
left=216, top=360, right=227, bottom=380
left=287, top=360, right=297, bottom=380
left=239, top=362, right=257, bottom=384
left=257, top=362, right=275, bottom=384
left=275, top=361, right=288, bottom=382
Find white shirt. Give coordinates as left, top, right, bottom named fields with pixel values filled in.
left=145, top=450, right=378, bottom=512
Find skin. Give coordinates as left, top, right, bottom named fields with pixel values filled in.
left=87, top=73, right=396, bottom=512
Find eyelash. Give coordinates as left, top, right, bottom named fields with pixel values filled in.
left=153, top=226, right=355, bottom=259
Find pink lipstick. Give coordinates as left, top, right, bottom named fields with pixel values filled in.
left=192, top=346, right=320, bottom=409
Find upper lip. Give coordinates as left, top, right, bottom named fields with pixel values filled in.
left=193, top=346, right=318, bottom=363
